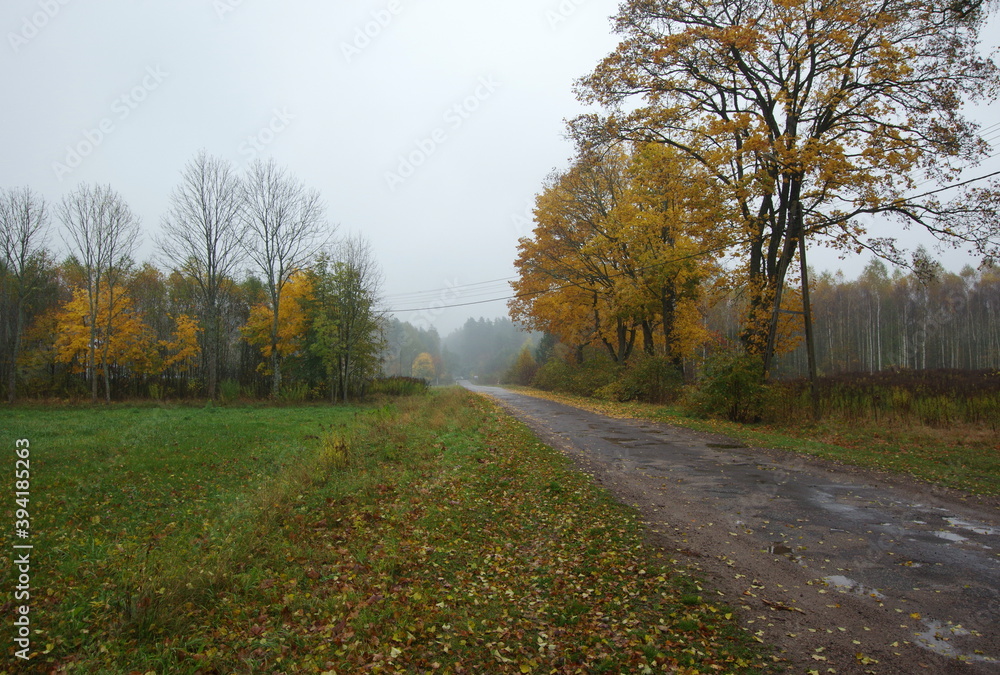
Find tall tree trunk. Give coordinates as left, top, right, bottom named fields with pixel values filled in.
left=89, top=293, right=99, bottom=404
left=270, top=294, right=282, bottom=398
left=342, top=352, right=350, bottom=404
left=102, top=283, right=116, bottom=403
left=660, top=285, right=683, bottom=368
left=641, top=320, right=655, bottom=356
left=205, top=302, right=220, bottom=400
left=6, top=304, right=23, bottom=404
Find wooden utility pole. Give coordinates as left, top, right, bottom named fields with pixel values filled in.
left=799, top=232, right=820, bottom=421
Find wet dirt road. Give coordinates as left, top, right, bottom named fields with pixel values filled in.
left=462, top=382, right=1000, bottom=674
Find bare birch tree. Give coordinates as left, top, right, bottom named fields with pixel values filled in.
left=59, top=184, right=140, bottom=402
left=241, top=158, right=329, bottom=397
left=0, top=187, right=49, bottom=403
left=158, top=151, right=245, bottom=399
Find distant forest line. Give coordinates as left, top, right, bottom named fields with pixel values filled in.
left=3, top=247, right=994, bottom=403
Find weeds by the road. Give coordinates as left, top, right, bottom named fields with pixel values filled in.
left=1, top=390, right=771, bottom=673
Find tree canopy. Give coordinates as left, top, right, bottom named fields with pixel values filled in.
left=572, top=0, right=1000, bottom=369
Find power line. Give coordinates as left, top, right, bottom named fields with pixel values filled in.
left=386, top=169, right=1000, bottom=314
left=906, top=168, right=1000, bottom=201
left=387, top=295, right=515, bottom=312
left=386, top=239, right=744, bottom=313
left=383, top=276, right=515, bottom=303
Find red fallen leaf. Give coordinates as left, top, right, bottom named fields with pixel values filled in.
left=306, top=569, right=320, bottom=579
left=312, top=519, right=328, bottom=528
left=259, top=579, right=275, bottom=590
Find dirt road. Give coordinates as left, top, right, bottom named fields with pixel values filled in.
left=462, top=382, right=1000, bottom=674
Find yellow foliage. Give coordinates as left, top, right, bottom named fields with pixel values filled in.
left=511, top=143, right=724, bottom=362
left=160, top=314, right=201, bottom=371
left=576, top=0, right=1000, bottom=362
left=242, top=271, right=313, bottom=367
left=412, top=352, right=436, bottom=380
left=668, top=298, right=711, bottom=360
left=53, top=285, right=156, bottom=376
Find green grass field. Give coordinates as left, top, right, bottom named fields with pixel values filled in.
left=1, top=390, right=771, bottom=674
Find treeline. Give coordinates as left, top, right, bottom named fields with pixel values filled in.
left=0, top=153, right=386, bottom=403
left=515, top=258, right=1000, bottom=390
left=381, top=319, right=443, bottom=382
left=769, top=260, right=1000, bottom=378
left=510, top=143, right=1000, bottom=388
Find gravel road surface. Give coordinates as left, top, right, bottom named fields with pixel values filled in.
left=462, top=382, right=1000, bottom=674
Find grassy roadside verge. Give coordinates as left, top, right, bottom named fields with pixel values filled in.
left=2, top=389, right=772, bottom=673
left=503, top=386, right=1000, bottom=499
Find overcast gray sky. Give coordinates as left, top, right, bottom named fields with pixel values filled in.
left=3, top=1, right=997, bottom=335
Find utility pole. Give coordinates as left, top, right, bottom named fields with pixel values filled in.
left=799, top=231, right=820, bottom=421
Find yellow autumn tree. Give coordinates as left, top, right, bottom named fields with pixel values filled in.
left=412, top=352, right=436, bottom=381
left=242, top=271, right=313, bottom=377
left=510, top=149, right=645, bottom=363
left=160, top=314, right=201, bottom=372
left=610, top=142, right=727, bottom=363
left=511, top=144, right=723, bottom=366
left=53, top=284, right=156, bottom=385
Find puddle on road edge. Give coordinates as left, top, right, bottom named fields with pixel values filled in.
left=821, top=575, right=886, bottom=600
left=768, top=542, right=795, bottom=556
left=933, top=530, right=969, bottom=543
left=944, top=517, right=1000, bottom=537
left=915, top=619, right=996, bottom=664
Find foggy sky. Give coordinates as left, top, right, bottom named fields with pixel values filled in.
left=2, top=0, right=996, bottom=335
